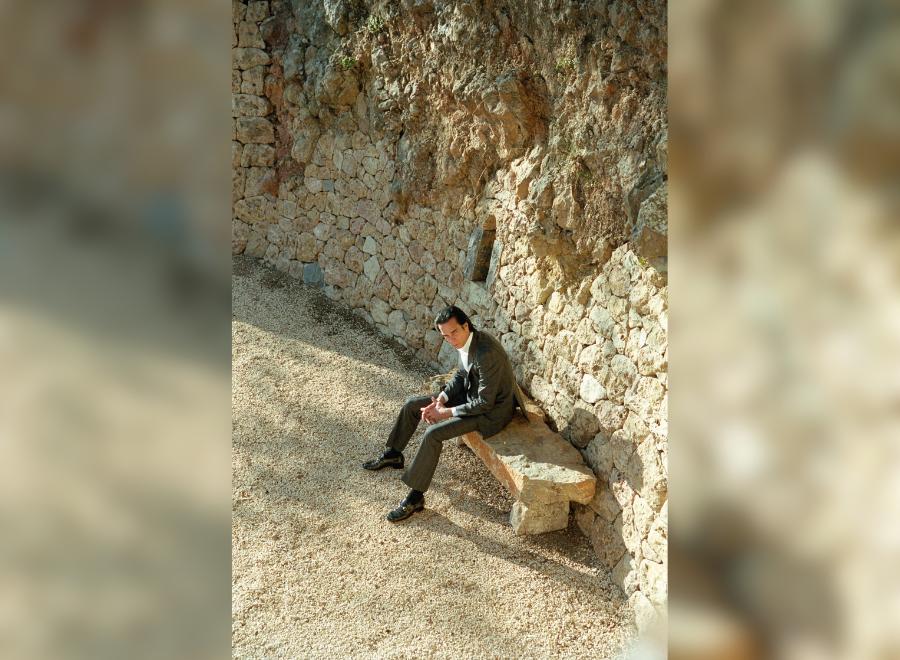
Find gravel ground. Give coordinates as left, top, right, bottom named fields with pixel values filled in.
left=232, top=256, right=635, bottom=659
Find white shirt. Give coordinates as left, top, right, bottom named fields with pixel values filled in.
left=439, top=331, right=474, bottom=416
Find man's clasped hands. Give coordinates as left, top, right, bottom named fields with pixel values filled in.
left=420, top=396, right=453, bottom=425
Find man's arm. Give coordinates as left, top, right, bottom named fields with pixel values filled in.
left=441, top=368, right=466, bottom=403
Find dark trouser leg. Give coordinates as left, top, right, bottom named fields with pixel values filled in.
left=402, top=415, right=481, bottom=493
left=385, top=395, right=434, bottom=452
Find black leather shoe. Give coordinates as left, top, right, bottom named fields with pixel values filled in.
left=362, top=451, right=404, bottom=471
left=386, top=497, right=425, bottom=522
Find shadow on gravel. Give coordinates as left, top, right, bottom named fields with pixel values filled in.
left=423, top=511, right=624, bottom=601
left=232, top=255, right=428, bottom=377
left=233, top=255, right=624, bottom=608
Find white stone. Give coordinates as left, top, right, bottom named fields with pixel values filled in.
left=613, top=553, right=639, bottom=596
left=371, top=299, right=390, bottom=325
left=640, top=559, right=667, bottom=606
left=587, top=482, right=621, bottom=522
left=633, top=494, right=654, bottom=537
left=387, top=309, right=406, bottom=336
left=530, top=376, right=556, bottom=406
left=624, top=377, right=665, bottom=420
left=589, top=306, right=615, bottom=338
left=606, top=355, right=638, bottom=400
left=362, top=235, right=379, bottom=255
left=628, top=591, right=659, bottom=632
left=580, top=374, right=606, bottom=404
left=363, top=255, right=380, bottom=282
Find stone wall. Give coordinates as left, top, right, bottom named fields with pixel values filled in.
left=232, top=0, right=667, bottom=626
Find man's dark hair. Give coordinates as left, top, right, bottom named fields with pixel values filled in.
left=434, top=305, right=473, bottom=331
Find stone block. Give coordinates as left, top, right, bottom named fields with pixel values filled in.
left=613, top=552, right=639, bottom=595
left=580, top=374, right=606, bottom=404
left=237, top=20, right=265, bottom=48
left=245, top=1, right=269, bottom=22
left=363, top=255, right=380, bottom=282
left=235, top=117, right=274, bottom=144
left=510, top=500, right=570, bottom=535
left=233, top=93, right=272, bottom=117
left=241, top=144, right=275, bottom=167
left=591, top=516, right=626, bottom=569
left=628, top=591, right=659, bottom=633
left=461, top=418, right=596, bottom=507
left=233, top=47, right=269, bottom=70
left=302, top=263, right=324, bottom=287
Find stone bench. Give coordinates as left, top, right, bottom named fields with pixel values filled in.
left=458, top=398, right=596, bottom=535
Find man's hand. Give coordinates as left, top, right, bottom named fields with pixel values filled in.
left=432, top=400, right=453, bottom=423
left=420, top=397, right=438, bottom=424
left=420, top=397, right=454, bottom=424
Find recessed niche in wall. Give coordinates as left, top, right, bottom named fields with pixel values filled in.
left=465, top=223, right=496, bottom=283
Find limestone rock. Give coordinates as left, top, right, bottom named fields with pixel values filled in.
left=509, top=500, right=570, bottom=535
left=461, top=418, right=596, bottom=506
left=595, top=400, right=627, bottom=441
left=613, top=552, right=638, bottom=596
left=624, top=376, right=665, bottom=420
left=580, top=374, right=605, bottom=404
left=387, top=309, right=406, bottom=335
left=234, top=195, right=273, bottom=224
left=591, top=516, right=626, bottom=570
left=606, top=355, right=638, bottom=400
left=363, top=255, right=380, bottom=281
left=303, top=263, right=324, bottom=287
left=586, top=481, right=621, bottom=522
left=236, top=117, right=275, bottom=144
left=640, top=559, right=667, bottom=606
left=296, top=232, right=316, bottom=261
left=628, top=591, right=658, bottom=633
left=362, top=235, right=379, bottom=255
left=241, top=144, right=275, bottom=167
left=233, top=94, right=272, bottom=117
left=234, top=47, right=270, bottom=70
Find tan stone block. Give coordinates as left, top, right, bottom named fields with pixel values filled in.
left=510, top=500, right=569, bottom=535
left=237, top=20, right=264, bottom=48
left=233, top=93, right=272, bottom=117
left=461, top=418, right=595, bottom=506
left=241, top=144, right=275, bottom=167
left=232, top=169, right=245, bottom=202
left=234, top=195, right=274, bottom=224
left=245, top=1, right=269, bottom=22
left=613, top=552, right=639, bottom=595
left=591, top=516, right=626, bottom=569
left=235, top=117, right=274, bottom=144
left=233, top=47, right=269, bottom=70
left=244, top=167, right=278, bottom=197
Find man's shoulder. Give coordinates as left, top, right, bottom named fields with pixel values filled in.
left=474, top=330, right=506, bottom=357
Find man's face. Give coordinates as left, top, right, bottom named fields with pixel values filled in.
left=438, top=318, right=470, bottom=350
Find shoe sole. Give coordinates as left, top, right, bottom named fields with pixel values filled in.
left=362, top=461, right=404, bottom=471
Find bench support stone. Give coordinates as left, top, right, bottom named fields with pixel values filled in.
left=460, top=416, right=596, bottom=535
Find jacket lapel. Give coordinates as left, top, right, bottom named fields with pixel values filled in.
left=465, top=330, right=479, bottom=387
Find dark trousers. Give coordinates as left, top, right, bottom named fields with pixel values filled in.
left=386, top=395, right=480, bottom=493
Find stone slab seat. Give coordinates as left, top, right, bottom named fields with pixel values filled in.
left=460, top=411, right=596, bottom=535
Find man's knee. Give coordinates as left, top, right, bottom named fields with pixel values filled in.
left=403, top=396, right=426, bottom=414
left=423, top=425, right=455, bottom=445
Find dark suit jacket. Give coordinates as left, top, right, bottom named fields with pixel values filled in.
left=440, top=329, right=525, bottom=438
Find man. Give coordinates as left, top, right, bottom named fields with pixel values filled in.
left=362, top=305, right=523, bottom=522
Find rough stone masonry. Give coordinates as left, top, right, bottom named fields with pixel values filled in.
left=232, top=0, right=667, bottom=630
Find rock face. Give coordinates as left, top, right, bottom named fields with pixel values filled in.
left=232, top=0, right=667, bottom=627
